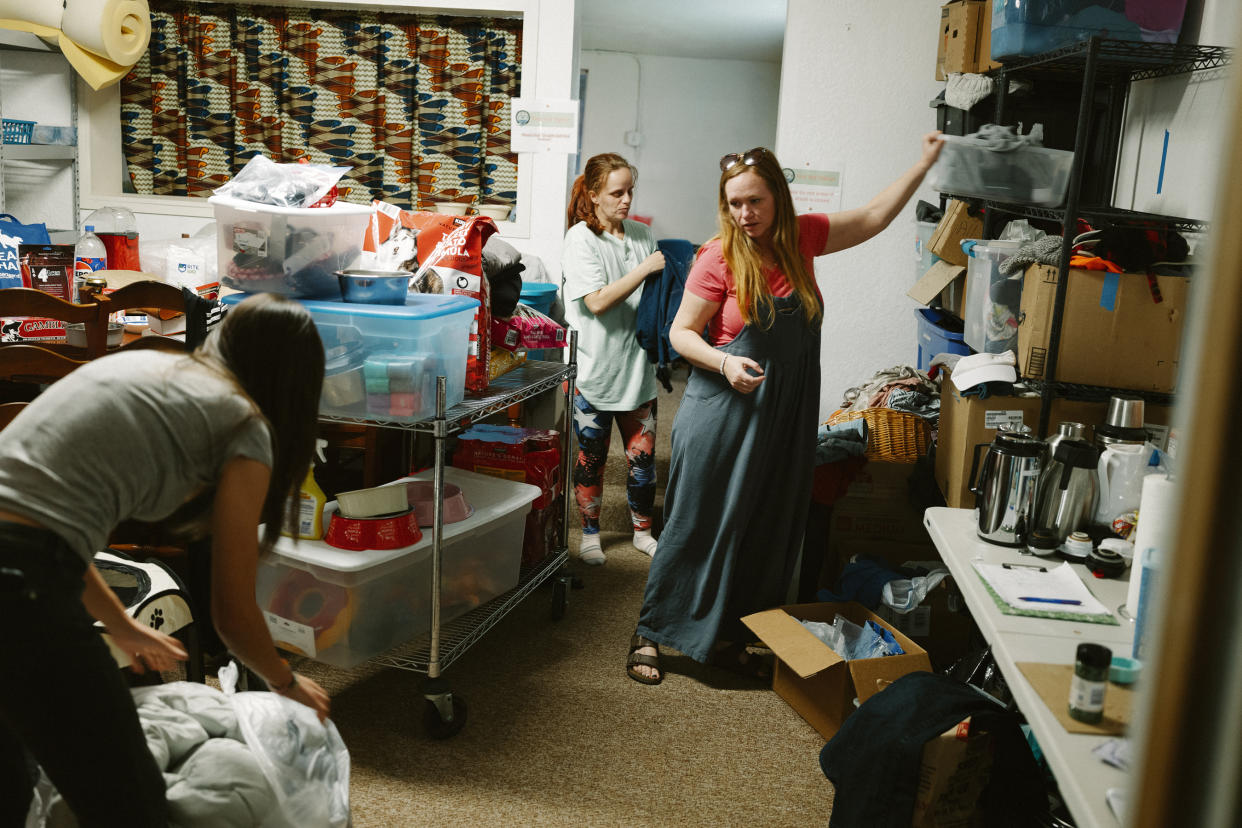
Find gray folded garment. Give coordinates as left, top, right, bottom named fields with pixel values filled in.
left=482, top=235, right=522, bottom=275
left=998, top=234, right=1065, bottom=276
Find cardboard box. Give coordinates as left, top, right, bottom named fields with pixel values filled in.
left=934, top=378, right=1173, bottom=508
left=877, top=574, right=977, bottom=672
left=743, top=602, right=932, bottom=740
left=913, top=716, right=994, bottom=828
left=828, top=461, right=938, bottom=549
left=1017, top=263, right=1188, bottom=393
left=910, top=260, right=967, bottom=320
left=936, top=1, right=1000, bottom=80
left=928, top=200, right=983, bottom=267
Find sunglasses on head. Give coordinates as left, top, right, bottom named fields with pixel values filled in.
left=719, top=147, right=772, bottom=172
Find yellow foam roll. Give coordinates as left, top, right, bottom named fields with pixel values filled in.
left=60, top=0, right=149, bottom=66
left=0, top=1, right=65, bottom=29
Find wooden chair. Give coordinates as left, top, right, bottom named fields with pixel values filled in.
left=0, top=287, right=109, bottom=359
left=93, top=279, right=190, bottom=353
left=0, top=343, right=88, bottom=384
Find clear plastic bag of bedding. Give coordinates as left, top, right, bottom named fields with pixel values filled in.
left=213, top=155, right=349, bottom=209
left=218, top=662, right=350, bottom=828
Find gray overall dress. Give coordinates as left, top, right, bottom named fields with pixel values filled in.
left=637, top=291, right=821, bottom=662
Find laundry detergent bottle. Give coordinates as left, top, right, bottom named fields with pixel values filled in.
left=286, top=439, right=328, bottom=540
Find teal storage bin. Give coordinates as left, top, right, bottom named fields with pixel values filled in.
left=518, top=281, right=560, bottom=361
left=990, top=0, right=1188, bottom=61
left=221, top=291, right=478, bottom=422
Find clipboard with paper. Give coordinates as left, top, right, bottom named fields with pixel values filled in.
left=973, top=562, right=1119, bottom=625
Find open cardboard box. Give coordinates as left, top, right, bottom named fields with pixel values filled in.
left=742, top=601, right=932, bottom=740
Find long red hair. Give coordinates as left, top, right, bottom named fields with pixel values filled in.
left=566, top=153, right=634, bottom=235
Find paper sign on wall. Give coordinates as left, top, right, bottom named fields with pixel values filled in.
left=788, top=167, right=843, bottom=214
left=510, top=98, right=580, bottom=154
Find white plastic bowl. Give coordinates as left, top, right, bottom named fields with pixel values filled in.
left=478, top=204, right=512, bottom=221
left=335, top=484, right=409, bottom=519
left=66, top=322, right=123, bottom=348
left=432, top=202, right=469, bottom=216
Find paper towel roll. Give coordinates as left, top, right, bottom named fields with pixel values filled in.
left=0, top=1, right=65, bottom=30
left=1124, top=473, right=1177, bottom=625
left=60, top=0, right=149, bottom=66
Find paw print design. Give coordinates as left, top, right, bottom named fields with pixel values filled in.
left=149, top=608, right=165, bottom=630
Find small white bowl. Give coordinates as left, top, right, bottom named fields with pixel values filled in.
left=66, top=322, right=124, bottom=348
left=335, top=484, right=409, bottom=519
left=432, top=202, right=469, bottom=216
left=478, top=204, right=512, bottom=221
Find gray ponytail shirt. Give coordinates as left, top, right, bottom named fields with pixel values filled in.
left=0, top=350, right=273, bottom=562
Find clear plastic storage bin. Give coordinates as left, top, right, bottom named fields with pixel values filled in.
left=220, top=291, right=478, bottom=422
left=257, top=467, right=540, bottom=668
left=962, top=239, right=1023, bottom=355
left=926, top=134, right=1073, bottom=207
left=990, top=0, right=1188, bottom=60
left=209, top=194, right=373, bottom=298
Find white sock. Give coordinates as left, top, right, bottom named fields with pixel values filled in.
left=632, top=529, right=657, bottom=558
left=579, top=534, right=605, bottom=565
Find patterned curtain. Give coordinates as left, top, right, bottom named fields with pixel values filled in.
left=120, top=1, right=522, bottom=210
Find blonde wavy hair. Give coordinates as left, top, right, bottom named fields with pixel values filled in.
left=715, top=148, right=822, bottom=328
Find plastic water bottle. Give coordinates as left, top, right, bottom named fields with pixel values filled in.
left=73, top=225, right=107, bottom=302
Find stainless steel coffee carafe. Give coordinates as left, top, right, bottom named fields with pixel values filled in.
left=970, top=431, right=1045, bottom=547
left=1033, top=438, right=1099, bottom=544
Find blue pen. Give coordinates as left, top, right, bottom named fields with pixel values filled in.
left=1019, top=596, right=1082, bottom=605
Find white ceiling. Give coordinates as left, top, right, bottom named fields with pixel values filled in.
left=578, top=0, right=787, bottom=63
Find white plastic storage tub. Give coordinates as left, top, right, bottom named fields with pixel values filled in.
left=209, top=194, right=373, bottom=299
left=990, top=0, right=1188, bottom=61
left=257, top=467, right=540, bottom=669
left=220, top=291, right=478, bottom=422
left=926, top=134, right=1072, bottom=207
left=962, top=239, right=1023, bottom=355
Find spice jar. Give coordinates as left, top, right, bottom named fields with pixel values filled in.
left=1069, top=643, right=1112, bottom=724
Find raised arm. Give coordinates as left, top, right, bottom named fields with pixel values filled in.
left=210, top=456, right=331, bottom=720
left=821, top=132, right=944, bottom=255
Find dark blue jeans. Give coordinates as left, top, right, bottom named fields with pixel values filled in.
left=0, top=521, right=166, bottom=827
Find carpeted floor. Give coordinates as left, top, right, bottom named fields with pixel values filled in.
left=284, top=365, right=835, bottom=825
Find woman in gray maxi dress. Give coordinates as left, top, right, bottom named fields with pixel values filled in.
left=628, top=136, right=945, bottom=684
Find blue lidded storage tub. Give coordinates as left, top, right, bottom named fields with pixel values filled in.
left=916, top=307, right=972, bottom=372
left=990, top=0, right=1188, bottom=61
left=220, top=291, right=478, bottom=422
left=518, top=281, right=560, bottom=361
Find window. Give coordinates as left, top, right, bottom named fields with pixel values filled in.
left=119, top=1, right=521, bottom=212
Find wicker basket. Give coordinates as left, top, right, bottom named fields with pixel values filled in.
left=825, top=407, right=931, bottom=464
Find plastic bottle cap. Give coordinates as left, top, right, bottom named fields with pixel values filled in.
left=1109, top=656, right=1142, bottom=685
left=1077, top=643, right=1112, bottom=670
left=84, top=225, right=94, bottom=232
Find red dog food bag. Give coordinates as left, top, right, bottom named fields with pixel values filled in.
left=365, top=201, right=498, bottom=392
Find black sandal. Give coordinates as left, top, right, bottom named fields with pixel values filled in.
left=626, top=633, right=663, bottom=685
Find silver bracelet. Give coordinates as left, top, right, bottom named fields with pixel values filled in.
left=719, top=353, right=729, bottom=375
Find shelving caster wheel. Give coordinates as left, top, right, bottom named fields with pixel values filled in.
left=422, top=679, right=467, bottom=739
left=551, top=574, right=571, bottom=621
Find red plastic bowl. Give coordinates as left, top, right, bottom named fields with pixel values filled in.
left=324, top=507, right=422, bottom=551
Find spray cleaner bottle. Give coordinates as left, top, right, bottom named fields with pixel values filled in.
left=286, top=439, right=329, bottom=539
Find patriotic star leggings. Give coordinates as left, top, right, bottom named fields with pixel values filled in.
left=571, top=391, right=657, bottom=535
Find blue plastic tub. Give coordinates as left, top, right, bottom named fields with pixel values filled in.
left=518, top=281, right=559, bottom=361
left=916, top=307, right=971, bottom=372
left=221, top=291, right=478, bottom=422
left=990, top=0, right=1187, bottom=60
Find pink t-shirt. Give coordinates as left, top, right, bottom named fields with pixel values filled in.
left=686, top=213, right=831, bottom=345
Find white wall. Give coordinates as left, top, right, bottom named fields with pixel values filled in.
left=777, top=0, right=944, bottom=417
left=579, top=50, right=780, bottom=244
left=71, top=0, right=578, bottom=279
left=1113, top=0, right=1239, bottom=220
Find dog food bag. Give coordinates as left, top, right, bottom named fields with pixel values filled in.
left=364, top=201, right=498, bottom=391
left=490, top=301, right=567, bottom=353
